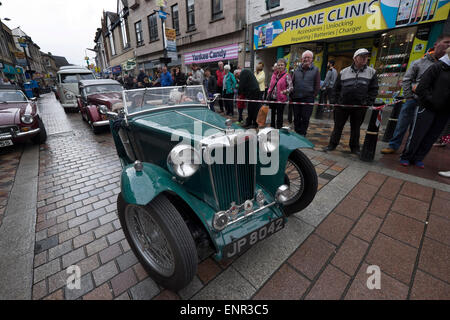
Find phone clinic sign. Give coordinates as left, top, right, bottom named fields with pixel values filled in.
left=254, top=0, right=450, bottom=50
left=184, top=44, right=239, bottom=65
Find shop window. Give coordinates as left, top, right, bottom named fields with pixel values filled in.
left=148, top=13, right=159, bottom=42
left=135, top=21, right=144, bottom=46
left=186, top=0, right=196, bottom=31
left=172, top=4, right=180, bottom=35
left=211, top=0, right=223, bottom=21
left=266, top=0, right=280, bottom=11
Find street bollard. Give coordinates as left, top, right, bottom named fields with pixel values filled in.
left=360, top=101, right=385, bottom=162
left=382, top=97, right=404, bottom=142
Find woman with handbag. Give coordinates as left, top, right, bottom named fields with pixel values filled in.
left=267, top=59, right=293, bottom=129
left=222, top=65, right=237, bottom=116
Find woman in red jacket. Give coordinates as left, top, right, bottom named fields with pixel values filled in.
left=267, top=59, right=293, bottom=129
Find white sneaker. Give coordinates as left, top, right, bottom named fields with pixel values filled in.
left=438, top=171, right=450, bottom=178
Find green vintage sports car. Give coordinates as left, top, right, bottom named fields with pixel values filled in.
left=102, top=85, right=318, bottom=291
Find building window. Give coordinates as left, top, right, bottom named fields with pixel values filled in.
left=211, top=0, right=223, bottom=20
left=148, top=13, right=158, bottom=42
left=172, top=4, right=180, bottom=35
left=120, top=17, right=129, bottom=48
left=266, top=0, right=280, bottom=10
left=109, top=34, right=116, bottom=56
left=186, top=0, right=195, bottom=31
left=135, top=21, right=143, bottom=46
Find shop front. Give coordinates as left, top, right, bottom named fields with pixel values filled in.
left=1, top=63, right=18, bottom=81
left=184, top=43, right=240, bottom=73
left=252, top=0, right=450, bottom=102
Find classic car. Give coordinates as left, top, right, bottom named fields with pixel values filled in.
left=77, top=79, right=123, bottom=134
left=56, top=66, right=96, bottom=112
left=102, top=85, right=318, bottom=291
left=0, top=84, right=47, bottom=148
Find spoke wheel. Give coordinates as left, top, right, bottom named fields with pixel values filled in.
left=284, top=159, right=305, bottom=206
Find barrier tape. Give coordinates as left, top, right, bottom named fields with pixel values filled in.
left=218, top=97, right=404, bottom=111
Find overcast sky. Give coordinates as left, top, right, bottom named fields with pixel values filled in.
left=2, top=0, right=118, bottom=66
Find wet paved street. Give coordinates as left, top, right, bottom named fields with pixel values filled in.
left=1, top=93, right=449, bottom=300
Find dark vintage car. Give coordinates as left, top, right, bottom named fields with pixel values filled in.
left=102, top=85, right=318, bottom=291
left=0, top=85, right=47, bottom=148
left=77, top=79, right=123, bottom=134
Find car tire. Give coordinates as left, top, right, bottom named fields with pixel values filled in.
left=282, top=149, right=318, bottom=216
left=31, top=118, right=47, bottom=145
left=117, top=193, right=198, bottom=291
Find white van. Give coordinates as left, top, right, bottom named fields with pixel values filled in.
left=57, top=66, right=96, bottom=111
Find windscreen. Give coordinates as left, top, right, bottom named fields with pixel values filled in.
left=0, top=90, right=27, bottom=102
left=85, top=84, right=123, bottom=95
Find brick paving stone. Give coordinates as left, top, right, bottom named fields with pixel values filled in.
left=59, top=227, right=81, bottom=244
left=87, top=208, right=107, bottom=221
left=110, top=268, right=138, bottom=297
left=418, top=237, right=450, bottom=283
left=129, top=277, right=160, bottom=300
left=361, top=172, right=388, bottom=187
left=73, top=231, right=94, bottom=249
left=344, top=263, right=409, bottom=300
left=99, top=243, right=123, bottom=264
left=45, top=207, right=65, bottom=220
left=100, top=212, right=118, bottom=226
left=92, top=260, right=119, bottom=286
left=154, top=290, right=180, bottom=300
left=68, top=215, right=88, bottom=229
left=35, top=235, right=59, bottom=255
left=305, top=264, right=351, bottom=300
left=120, top=239, right=131, bottom=253
left=399, top=182, right=434, bottom=203
left=410, top=270, right=450, bottom=300
left=93, top=199, right=110, bottom=210
left=48, top=269, right=68, bottom=293
left=116, top=251, right=139, bottom=272
left=56, top=211, right=76, bottom=224
left=43, top=289, right=64, bottom=300
left=34, top=251, right=47, bottom=268
left=435, top=189, right=450, bottom=200
left=380, top=212, right=425, bottom=248
left=331, top=235, right=369, bottom=277
left=62, top=247, right=86, bottom=269
left=33, top=280, right=48, bottom=300
left=65, top=274, right=94, bottom=300
left=178, top=276, right=204, bottom=300
left=36, top=229, right=48, bottom=242
left=94, top=223, right=115, bottom=239
left=377, top=177, right=403, bottom=200
left=34, top=259, right=61, bottom=284
left=351, top=213, right=383, bottom=243
left=365, top=196, right=392, bottom=219
left=107, top=229, right=125, bottom=245
left=253, top=264, right=310, bottom=300
left=36, top=217, right=57, bottom=232
left=197, top=258, right=222, bottom=284
left=333, top=196, right=369, bottom=221
left=430, top=196, right=450, bottom=220
left=78, top=255, right=101, bottom=276
left=113, top=219, right=121, bottom=230
left=315, top=212, right=354, bottom=246
left=349, top=182, right=379, bottom=203
left=288, top=234, right=336, bottom=281
left=75, top=205, right=93, bottom=217
left=48, top=240, right=73, bottom=260
left=79, top=219, right=100, bottom=234
left=366, top=234, right=418, bottom=285
left=426, top=214, right=450, bottom=246
left=83, top=283, right=113, bottom=300
left=391, top=195, right=429, bottom=222
left=47, top=222, right=69, bottom=237
left=86, top=237, right=108, bottom=256
left=133, top=263, right=149, bottom=281
left=114, top=292, right=131, bottom=300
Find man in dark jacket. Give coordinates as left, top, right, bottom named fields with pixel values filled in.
left=137, top=69, right=146, bottom=84
left=400, top=48, right=450, bottom=168
left=235, top=68, right=261, bottom=128
left=204, top=68, right=218, bottom=111
left=324, top=48, right=379, bottom=155
left=291, top=50, right=321, bottom=136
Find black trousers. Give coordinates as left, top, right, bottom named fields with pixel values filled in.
left=330, top=106, right=367, bottom=151
left=217, top=86, right=224, bottom=111
left=270, top=101, right=285, bottom=129
left=402, top=107, right=450, bottom=163
left=292, top=97, right=315, bottom=136
left=223, top=93, right=234, bottom=115
left=245, top=92, right=262, bottom=126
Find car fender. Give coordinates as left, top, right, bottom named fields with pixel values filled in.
left=121, top=162, right=218, bottom=243
left=257, top=130, right=315, bottom=196
left=87, top=105, right=101, bottom=122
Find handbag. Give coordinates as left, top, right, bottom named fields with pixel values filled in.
left=257, top=105, right=270, bottom=128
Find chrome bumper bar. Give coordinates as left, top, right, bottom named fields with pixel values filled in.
left=0, top=128, right=41, bottom=141
left=225, top=201, right=277, bottom=229
left=92, top=120, right=110, bottom=127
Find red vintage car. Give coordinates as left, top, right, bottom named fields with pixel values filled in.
left=0, top=85, right=47, bottom=148
left=77, top=80, right=123, bottom=134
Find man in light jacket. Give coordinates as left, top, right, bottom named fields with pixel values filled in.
left=321, top=60, right=338, bottom=104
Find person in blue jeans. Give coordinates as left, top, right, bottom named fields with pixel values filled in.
left=381, top=33, right=450, bottom=154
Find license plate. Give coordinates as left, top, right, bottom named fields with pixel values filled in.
left=223, top=218, right=285, bottom=259
left=0, top=140, right=13, bottom=148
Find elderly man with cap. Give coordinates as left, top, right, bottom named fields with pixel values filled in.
left=324, top=48, right=378, bottom=156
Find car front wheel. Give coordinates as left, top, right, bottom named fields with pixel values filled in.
left=117, top=193, right=198, bottom=291
left=282, top=149, right=318, bottom=216
left=31, top=118, right=47, bottom=145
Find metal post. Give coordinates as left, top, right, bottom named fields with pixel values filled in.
left=382, top=96, right=404, bottom=142
left=360, top=101, right=385, bottom=162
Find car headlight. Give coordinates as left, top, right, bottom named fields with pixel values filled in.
left=167, top=145, right=201, bottom=179
left=276, top=185, right=290, bottom=204
left=258, top=128, right=279, bottom=153
left=65, top=93, right=74, bottom=100
left=21, top=114, right=34, bottom=125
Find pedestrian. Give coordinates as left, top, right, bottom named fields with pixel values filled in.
left=381, top=33, right=450, bottom=154
left=235, top=68, right=262, bottom=128
left=143, top=76, right=152, bottom=88
left=216, top=61, right=226, bottom=113
left=255, top=62, right=266, bottom=100
left=323, top=48, right=379, bottom=155
left=137, top=69, right=146, bottom=84
left=160, top=65, right=173, bottom=87
left=188, top=64, right=204, bottom=85
left=321, top=60, right=338, bottom=105
left=400, top=47, right=450, bottom=168
left=132, top=78, right=139, bottom=89
left=222, top=65, right=237, bottom=116
left=291, top=50, right=321, bottom=136
left=174, top=67, right=187, bottom=86
left=203, top=68, right=218, bottom=112
left=267, top=59, right=293, bottom=129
